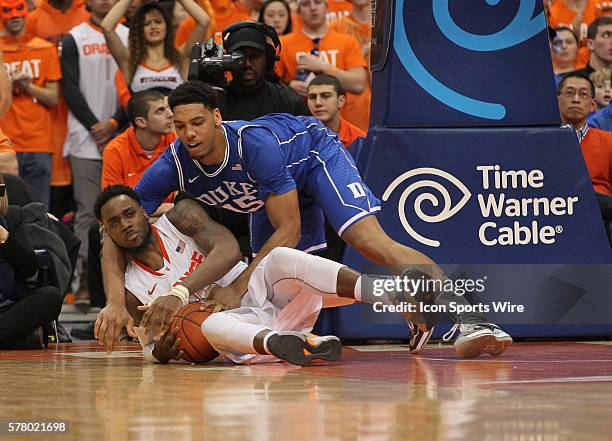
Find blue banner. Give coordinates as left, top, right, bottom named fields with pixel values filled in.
left=371, top=0, right=560, bottom=127
left=353, top=127, right=612, bottom=263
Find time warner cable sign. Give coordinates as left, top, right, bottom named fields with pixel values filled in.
left=362, top=128, right=612, bottom=264
left=384, top=164, right=577, bottom=248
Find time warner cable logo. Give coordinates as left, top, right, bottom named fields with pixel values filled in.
left=383, top=166, right=580, bottom=248
left=382, top=168, right=471, bottom=247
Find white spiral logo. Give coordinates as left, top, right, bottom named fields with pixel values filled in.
left=382, top=168, right=472, bottom=247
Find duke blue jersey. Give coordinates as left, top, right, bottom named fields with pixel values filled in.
left=135, top=114, right=380, bottom=253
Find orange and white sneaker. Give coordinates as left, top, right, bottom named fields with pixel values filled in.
left=266, top=332, right=342, bottom=365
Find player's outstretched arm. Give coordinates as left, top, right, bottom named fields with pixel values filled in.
left=95, top=231, right=134, bottom=352
left=210, top=190, right=301, bottom=308
left=166, top=198, right=243, bottom=294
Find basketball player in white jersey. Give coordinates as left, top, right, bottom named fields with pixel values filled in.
left=94, top=186, right=436, bottom=364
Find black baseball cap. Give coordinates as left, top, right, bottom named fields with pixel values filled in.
left=225, top=26, right=268, bottom=53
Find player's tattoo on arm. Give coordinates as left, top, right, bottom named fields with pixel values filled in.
left=166, top=198, right=239, bottom=256
left=166, top=199, right=242, bottom=295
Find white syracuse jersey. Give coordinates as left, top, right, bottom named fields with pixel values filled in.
left=125, top=215, right=247, bottom=305
left=63, top=22, right=129, bottom=160
left=130, top=63, right=184, bottom=93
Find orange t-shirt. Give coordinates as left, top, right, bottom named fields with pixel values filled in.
left=102, top=127, right=177, bottom=189
left=326, top=0, right=352, bottom=22
left=180, top=0, right=252, bottom=43
left=26, top=0, right=89, bottom=185
left=174, top=0, right=216, bottom=47
left=210, top=2, right=252, bottom=39
left=549, top=0, right=602, bottom=68
left=277, top=29, right=369, bottom=131
left=0, top=35, right=61, bottom=153
left=337, top=117, right=366, bottom=147
left=580, top=127, right=612, bottom=195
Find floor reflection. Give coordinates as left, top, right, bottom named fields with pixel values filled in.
left=1, top=343, right=612, bottom=441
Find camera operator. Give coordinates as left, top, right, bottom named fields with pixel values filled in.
left=0, top=174, right=63, bottom=349
left=189, top=21, right=309, bottom=258
left=196, top=20, right=310, bottom=120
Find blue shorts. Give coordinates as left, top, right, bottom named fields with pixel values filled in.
left=250, top=127, right=381, bottom=254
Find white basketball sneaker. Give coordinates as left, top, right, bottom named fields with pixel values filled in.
left=443, top=324, right=512, bottom=358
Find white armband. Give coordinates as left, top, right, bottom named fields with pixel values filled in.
left=143, top=343, right=160, bottom=363
left=167, top=284, right=189, bottom=305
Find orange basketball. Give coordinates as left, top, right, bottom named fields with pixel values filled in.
left=170, top=303, right=219, bottom=364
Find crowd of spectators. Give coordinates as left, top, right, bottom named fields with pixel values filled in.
left=0, top=0, right=610, bottom=347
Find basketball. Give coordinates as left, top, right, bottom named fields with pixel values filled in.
left=171, top=303, right=219, bottom=364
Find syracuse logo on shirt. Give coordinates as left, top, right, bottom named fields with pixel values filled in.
left=82, top=43, right=110, bottom=56
left=295, top=50, right=339, bottom=66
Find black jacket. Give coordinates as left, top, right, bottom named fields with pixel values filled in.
left=223, top=80, right=310, bottom=121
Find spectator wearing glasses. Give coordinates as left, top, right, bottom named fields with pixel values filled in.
left=275, top=0, right=368, bottom=130
left=557, top=72, right=612, bottom=241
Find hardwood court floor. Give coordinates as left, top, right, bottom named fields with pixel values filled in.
left=1, top=341, right=612, bottom=441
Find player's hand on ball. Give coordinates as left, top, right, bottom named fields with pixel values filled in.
left=152, top=327, right=183, bottom=364
left=200, top=299, right=226, bottom=313
left=140, top=295, right=183, bottom=345
left=95, top=303, right=136, bottom=352
left=208, top=285, right=242, bottom=310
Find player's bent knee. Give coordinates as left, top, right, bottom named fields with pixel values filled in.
left=266, top=246, right=302, bottom=264
left=200, top=312, right=227, bottom=345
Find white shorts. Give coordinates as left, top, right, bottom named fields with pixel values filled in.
left=219, top=251, right=325, bottom=363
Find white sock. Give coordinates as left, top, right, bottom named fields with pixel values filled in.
left=262, top=331, right=278, bottom=354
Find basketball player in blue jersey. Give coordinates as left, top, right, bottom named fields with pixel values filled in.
left=96, top=81, right=512, bottom=358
